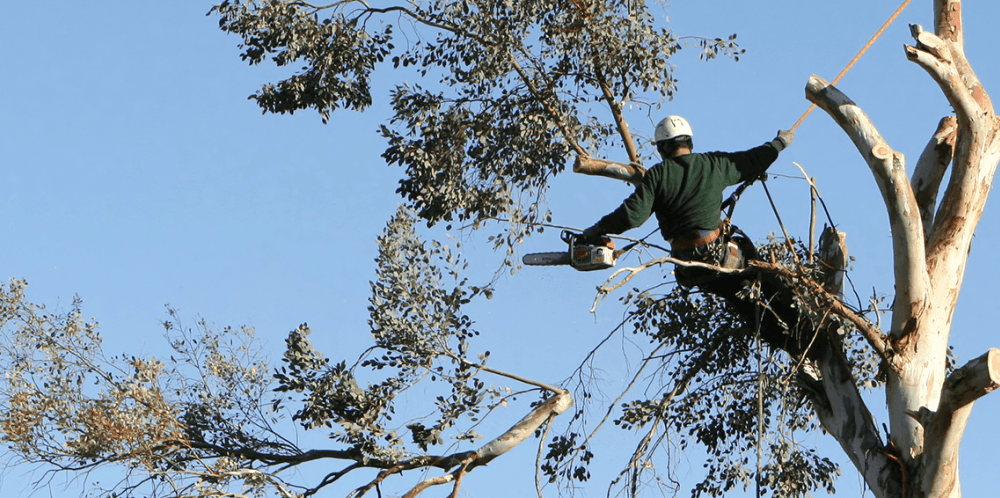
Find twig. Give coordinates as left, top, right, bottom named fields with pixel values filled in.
left=535, top=414, right=555, bottom=498
left=591, top=257, right=744, bottom=313
left=438, top=350, right=565, bottom=394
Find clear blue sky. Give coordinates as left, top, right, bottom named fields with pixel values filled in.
left=2, top=1, right=998, bottom=497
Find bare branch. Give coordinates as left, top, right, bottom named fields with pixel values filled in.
left=470, top=392, right=573, bottom=469
left=592, top=256, right=741, bottom=312
left=574, top=155, right=646, bottom=185
left=805, top=74, right=929, bottom=341
left=904, top=30, right=982, bottom=131
left=437, top=350, right=565, bottom=394
left=906, top=20, right=1000, bottom=312
left=595, top=69, right=641, bottom=165
left=919, top=348, right=1000, bottom=498
left=911, top=116, right=958, bottom=241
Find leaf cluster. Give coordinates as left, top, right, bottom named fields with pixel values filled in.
left=208, top=0, right=744, bottom=243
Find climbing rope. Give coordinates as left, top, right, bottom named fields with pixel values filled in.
left=789, top=0, right=914, bottom=132
left=739, top=0, right=915, bottom=264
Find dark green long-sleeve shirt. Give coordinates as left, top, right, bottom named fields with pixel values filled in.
left=593, top=140, right=786, bottom=242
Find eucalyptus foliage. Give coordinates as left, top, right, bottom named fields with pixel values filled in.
left=211, top=0, right=740, bottom=234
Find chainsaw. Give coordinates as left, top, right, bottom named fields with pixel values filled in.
left=522, top=230, right=618, bottom=271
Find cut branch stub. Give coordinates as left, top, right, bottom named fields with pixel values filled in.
left=574, top=155, right=645, bottom=184
left=941, top=348, right=1000, bottom=408
left=818, top=226, right=848, bottom=299
left=919, top=348, right=1000, bottom=498
left=872, top=142, right=893, bottom=160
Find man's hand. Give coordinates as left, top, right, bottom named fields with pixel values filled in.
left=775, top=129, right=794, bottom=148
left=579, top=225, right=603, bottom=245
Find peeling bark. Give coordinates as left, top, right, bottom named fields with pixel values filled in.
left=808, top=332, right=901, bottom=498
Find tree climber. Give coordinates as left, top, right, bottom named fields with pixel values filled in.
left=581, top=115, right=794, bottom=287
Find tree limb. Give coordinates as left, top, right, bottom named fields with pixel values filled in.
left=574, top=155, right=645, bottom=185
left=904, top=29, right=981, bottom=133
left=906, top=22, right=1000, bottom=305
left=805, top=74, right=929, bottom=342
left=919, top=348, right=1000, bottom=498
left=808, top=332, right=901, bottom=498
left=911, top=116, right=957, bottom=241
left=595, top=69, right=641, bottom=165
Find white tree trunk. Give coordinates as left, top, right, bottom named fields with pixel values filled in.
left=806, top=2, right=1000, bottom=497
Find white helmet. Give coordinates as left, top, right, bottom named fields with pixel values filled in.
left=654, top=115, right=693, bottom=142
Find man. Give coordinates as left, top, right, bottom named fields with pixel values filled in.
left=582, top=115, right=794, bottom=285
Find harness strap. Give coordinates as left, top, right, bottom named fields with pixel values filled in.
left=670, top=222, right=723, bottom=251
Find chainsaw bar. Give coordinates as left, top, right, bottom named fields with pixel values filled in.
left=522, top=251, right=572, bottom=266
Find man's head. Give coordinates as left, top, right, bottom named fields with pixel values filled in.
left=654, top=115, right=693, bottom=159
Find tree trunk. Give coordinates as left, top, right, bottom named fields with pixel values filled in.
left=804, top=2, right=1000, bottom=497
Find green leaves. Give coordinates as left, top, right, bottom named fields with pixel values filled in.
left=210, top=1, right=393, bottom=121
left=208, top=0, right=745, bottom=242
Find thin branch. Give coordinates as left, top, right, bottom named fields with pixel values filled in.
left=591, top=257, right=742, bottom=313
left=535, top=414, right=555, bottom=498
left=437, top=350, right=565, bottom=394
left=613, top=328, right=736, bottom=495
left=595, top=69, right=640, bottom=164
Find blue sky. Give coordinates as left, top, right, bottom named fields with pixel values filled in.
left=2, top=1, right=999, bottom=497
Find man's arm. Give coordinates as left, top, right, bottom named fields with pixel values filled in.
left=716, top=129, right=794, bottom=184
left=582, top=165, right=661, bottom=240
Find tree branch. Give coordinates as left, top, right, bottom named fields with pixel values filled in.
left=904, top=29, right=981, bottom=132
left=749, top=260, right=894, bottom=367
left=437, top=350, right=566, bottom=394
left=806, top=331, right=901, bottom=498
left=911, top=116, right=957, bottom=241
left=469, top=391, right=573, bottom=469
left=574, top=155, right=645, bottom=184
left=595, top=69, right=640, bottom=165
left=805, top=74, right=929, bottom=342
left=919, top=348, right=1000, bottom=498
left=376, top=392, right=573, bottom=498
left=591, top=256, right=742, bottom=313
left=906, top=21, right=999, bottom=306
